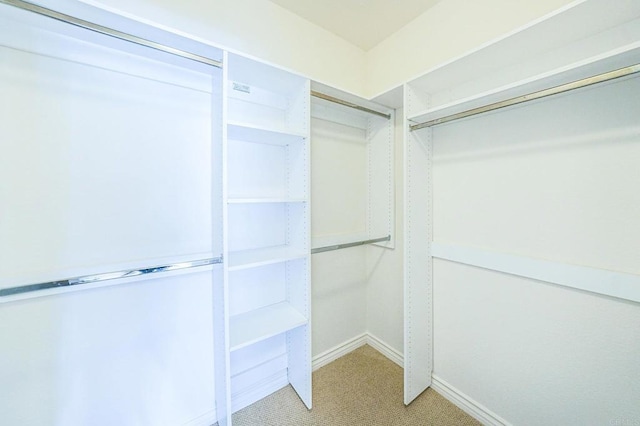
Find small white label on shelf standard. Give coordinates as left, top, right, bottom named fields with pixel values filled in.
left=233, top=82, right=251, bottom=93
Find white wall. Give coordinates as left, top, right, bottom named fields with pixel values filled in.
left=51, top=0, right=577, bottom=101
left=431, top=75, right=640, bottom=424
left=75, top=0, right=367, bottom=96
left=365, top=0, right=575, bottom=98
left=310, top=115, right=368, bottom=356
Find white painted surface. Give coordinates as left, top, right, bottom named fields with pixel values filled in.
left=27, top=0, right=586, bottom=100
left=432, top=243, right=640, bottom=303
left=0, top=272, right=217, bottom=426
left=365, top=108, right=405, bottom=355
left=0, top=13, right=219, bottom=426
left=366, top=0, right=576, bottom=97
left=434, top=260, right=640, bottom=426
left=222, top=53, right=312, bottom=415
left=266, top=0, right=441, bottom=51
left=310, top=113, right=368, bottom=356
left=430, top=71, right=640, bottom=423
left=310, top=95, right=396, bottom=359
left=0, top=17, right=214, bottom=287
left=431, top=374, right=511, bottom=426
left=402, top=88, right=433, bottom=404
left=72, top=0, right=367, bottom=95
left=432, top=76, right=640, bottom=276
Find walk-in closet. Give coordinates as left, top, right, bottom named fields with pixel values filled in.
left=1, top=0, right=639, bottom=425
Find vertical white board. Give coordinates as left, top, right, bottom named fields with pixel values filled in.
left=403, top=84, right=433, bottom=404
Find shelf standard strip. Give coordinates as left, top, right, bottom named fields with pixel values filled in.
left=410, top=63, right=640, bottom=131
left=311, top=91, right=392, bottom=119
left=311, top=235, right=391, bottom=254
left=0, top=0, right=223, bottom=68
left=0, top=257, right=223, bottom=297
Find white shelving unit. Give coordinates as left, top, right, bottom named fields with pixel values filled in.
left=401, top=0, right=640, bottom=409
left=215, top=52, right=311, bottom=424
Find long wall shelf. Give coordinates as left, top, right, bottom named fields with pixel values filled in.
left=409, top=43, right=640, bottom=126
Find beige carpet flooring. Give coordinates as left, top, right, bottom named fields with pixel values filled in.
left=231, top=345, right=480, bottom=425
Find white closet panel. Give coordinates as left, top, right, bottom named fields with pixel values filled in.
left=311, top=118, right=368, bottom=240
left=428, top=77, right=640, bottom=424
left=0, top=17, right=214, bottom=288
left=0, top=271, right=216, bottom=426
left=433, top=76, right=640, bottom=275
left=309, top=91, right=394, bottom=359
left=0, top=4, right=224, bottom=426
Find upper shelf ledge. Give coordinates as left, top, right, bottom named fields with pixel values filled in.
left=405, top=0, right=640, bottom=119
left=408, top=43, right=640, bottom=126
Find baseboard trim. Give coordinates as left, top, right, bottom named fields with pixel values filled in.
left=224, top=334, right=510, bottom=426
left=366, top=333, right=403, bottom=368
left=312, top=333, right=368, bottom=371
left=231, top=370, right=289, bottom=413
left=312, top=333, right=404, bottom=371
left=183, top=409, right=216, bottom=426
left=431, top=374, right=511, bottom=426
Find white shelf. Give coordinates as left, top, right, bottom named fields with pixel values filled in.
left=407, top=0, right=640, bottom=95
left=229, top=302, right=307, bottom=351
left=409, top=42, right=640, bottom=125
left=228, top=245, right=307, bottom=271
left=227, top=198, right=307, bottom=204
left=227, top=121, right=306, bottom=145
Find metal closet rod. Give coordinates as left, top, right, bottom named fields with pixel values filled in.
left=311, top=235, right=391, bottom=254
left=0, top=257, right=223, bottom=297
left=410, top=63, right=640, bottom=131
left=1, top=0, right=223, bottom=68
left=311, top=91, right=391, bottom=120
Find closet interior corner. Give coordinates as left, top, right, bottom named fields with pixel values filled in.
left=3, top=0, right=639, bottom=424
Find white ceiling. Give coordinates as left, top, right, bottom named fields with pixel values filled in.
left=268, top=0, right=442, bottom=51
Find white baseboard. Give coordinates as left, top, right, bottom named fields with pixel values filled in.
left=183, top=409, right=216, bottom=426
left=365, top=333, right=403, bottom=368
left=431, top=374, right=511, bottom=426
left=312, top=332, right=404, bottom=371
left=219, top=334, right=509, bottom=426
left=312, top=333, right=368, bottom=371
left=231, top=370, right=289, bottom=413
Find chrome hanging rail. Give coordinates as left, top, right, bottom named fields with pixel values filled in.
left=410, top=63, right=640, bottom=131
left=311, top=91, right=391, bottom=120
left=311, top=235, right=391, bottom=254
left=0, top=257, right=223, bottom=297
left=0, top=0, right=223, bottom=68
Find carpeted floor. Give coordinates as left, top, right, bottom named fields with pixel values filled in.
left=231, top=345, right=480, bottom=425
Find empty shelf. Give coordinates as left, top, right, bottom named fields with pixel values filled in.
left=230, top=302, right=307, bottom=351
left=227, top=197, right=307, bottom=204
left=228, top=245, right=307, bottom=271
left=227, top=121, right=306, bottom=145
